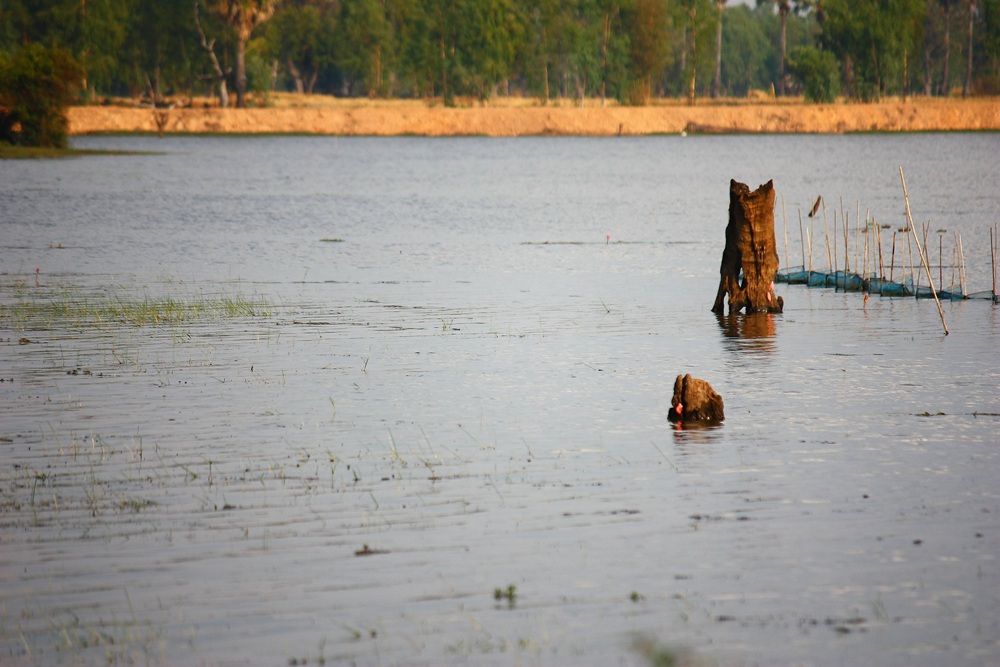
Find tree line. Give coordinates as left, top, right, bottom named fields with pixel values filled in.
left=2, top=0, right=998, bottom=120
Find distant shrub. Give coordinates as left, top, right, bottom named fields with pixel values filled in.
left=0, top=44, right=82, bottom=148
left=788, top=46, right=841, bottom=104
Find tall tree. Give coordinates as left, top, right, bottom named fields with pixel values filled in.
left=822, top=0, right=925, bottom=100
left=269, top=1, right=336, bottom=94
left=337, top=0, right=392, bottom=96
left=963, top=0, right=977, bottom=96
left=712, top=0, right=726, bottom=97
left=718, top=4, right=771, bottom=96
left=757, top=0, right=790, bottom=94
left=124, top=0, right=201, bottom=101
left=680, top=0, right=698, bottom=103
left=211, top=0, right=279, bottom=107
left=624, top=0, right=670, bottom=103
left=195, top=1, right=231, bottom=107
left=938, top=0, right=956, bottom=94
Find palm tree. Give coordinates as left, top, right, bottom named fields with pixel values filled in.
left=758, top=0, right=791, bottom=95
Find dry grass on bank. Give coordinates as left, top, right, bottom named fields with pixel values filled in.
left=69, top=93, right=1000, bottom=136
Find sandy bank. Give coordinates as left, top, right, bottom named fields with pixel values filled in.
left=68, top=98, right=1000, bottom=136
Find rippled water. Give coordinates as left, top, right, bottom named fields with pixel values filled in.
left=1, top=134, right=999, bottom=666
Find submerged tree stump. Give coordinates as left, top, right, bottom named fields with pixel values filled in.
left=711, top=179, right=784, bottom=315
left=667, top=374, right=725, bottom=424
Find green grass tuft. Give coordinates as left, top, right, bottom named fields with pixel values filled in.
left=1, top=281, right=272, bottom=329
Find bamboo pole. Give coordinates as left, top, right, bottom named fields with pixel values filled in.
left=856, top=201, right=862, bottom=274
left=833, top=210, right=839, bottom=277
left=899, top=166, right=948, bottom=335
left=958, top=232, right=967, bottom=297
left=798, top=209, right=806, bottom=269
left=899, top=228, right=917, bottom=286
left=862, top=212, right=868, bottom=278
left=876, top=220, right=886, bottom=279
left=939, top=232, right=943, bottom=289
left=990, top=223, right=997, bottom=302
left=782, top=194, right=789, bottom=270
left=822, top=199, right=833, bottom=273
left=844, top=209, right=851, bottom=273
left=807, top=227, right=814, bottom=273
left=890, top=231, right=897, bottom=282
left=952, top=234, right=958, bottom=289
left=917, top=222, right=930, bottom=290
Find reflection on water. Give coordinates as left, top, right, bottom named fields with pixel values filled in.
left=670, top=419, right=725, bottom=445
left=716, top=312, right=778, bottom=356
left=1, top=135, right=999, bottom=667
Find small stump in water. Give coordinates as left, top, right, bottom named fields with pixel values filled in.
left=668, top=374, right=725, bottom=424
left=712, top=179, right=784, bottom=315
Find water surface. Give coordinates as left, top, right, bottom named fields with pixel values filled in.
left=1, top=134, right=998, bottom=666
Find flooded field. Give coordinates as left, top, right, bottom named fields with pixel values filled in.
left=2, top=134, right=999, bottom=666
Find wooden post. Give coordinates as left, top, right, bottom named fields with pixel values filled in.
left=822, top=199, right=833, bottom=273
left=782, top=195, right=789, bottom=271
left=876, top=220, right=885, bottom=279
left=899, top=166, right=948, bottom=335
left=890, top=232, right=897, bottom=282
left=990, top=223, right=997, bottom=301
left=798, top=209, right=806, bottom=269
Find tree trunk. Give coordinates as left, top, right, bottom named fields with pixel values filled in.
left=963, top=0, right=976, bottom=98
left=235, top=36, right=247, bottom=108
left=712, top=179, right=784, bottom=315
left=687, top=5, right=697, bottom=106
left=287, top=59, right=305, bottom=94
left=194, top=2, right=230, bottom=108
left=941, top=4, right=951, bottom=96
left=712, top=0, right=724, bottom=98
left=601, top=12, right=611, bottom=107
left=922, top=35, right=932, bottom=96
left=778, top=5, right=788, bottom=96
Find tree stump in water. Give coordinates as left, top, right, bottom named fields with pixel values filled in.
left=711, top=179, right=784, bottom=315
left=667, top=374, right=725, bottom=424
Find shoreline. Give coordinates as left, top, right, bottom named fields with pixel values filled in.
left=68, top=98, right=1000, bottom=136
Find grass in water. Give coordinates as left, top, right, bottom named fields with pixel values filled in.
left=1, top=282, right=272, bottom=329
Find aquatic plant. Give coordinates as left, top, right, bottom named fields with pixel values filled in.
left=1, top=282, right=272, bottom=330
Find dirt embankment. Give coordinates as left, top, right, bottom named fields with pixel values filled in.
left=68, top=97, right=1000, bottom=136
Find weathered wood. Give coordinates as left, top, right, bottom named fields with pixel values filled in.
left=711, top=179, right=784, bottom=314
left=667, top=374, right=725, bottom=424
left=899, top=166, right=948, bottom=335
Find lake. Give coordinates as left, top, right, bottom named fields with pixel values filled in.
left=1, top=133, right=999, bottom=666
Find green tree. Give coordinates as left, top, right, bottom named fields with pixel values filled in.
left=757, top=0, right=791, bottom=94
left=210, top=0, right=279, bottom=107
left=822, top=0, right=925, bottom=100
left=0, top=43, right=82, bottom=147
left=787, top=44, right=839, bottom=100
left=719, top=4, right=772, bottom=95
left=937, top=0, right=958, bottom=94
left=978, top=0, right=1000, bottom=93
left=712, top=0, right=726, bottom=97
left=268, top=1, right=336, bottom=94
left=121, top=0, right=202, bottom=101
left=622, top=0, right=671, bottom=104
left=2, top=0, right=129, bottom=99
left=337, top=0, right=392, bottom=96
left=422, top=0, right=523, bottom=102
left=962, top=0, right=977, bottom=96
left=672, top=0, right=712, bottom=102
